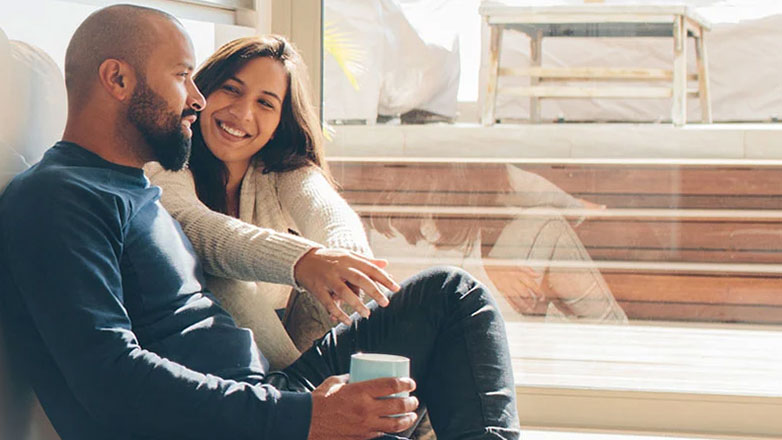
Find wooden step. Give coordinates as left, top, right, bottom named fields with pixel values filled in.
left=331, top=160, right=782, bottom=210
left=385, top=258, right=782, bottom=323
left=357, top=208, right=782, bottom=264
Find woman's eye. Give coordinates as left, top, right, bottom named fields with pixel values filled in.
left=222, top=85, right=239, bottom=94
left=258, top=99, right=274, bottom=109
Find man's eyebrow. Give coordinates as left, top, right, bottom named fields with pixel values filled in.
left=174, top=62, right=195, bottom=71
left=227, top=75, right=282, bottom=104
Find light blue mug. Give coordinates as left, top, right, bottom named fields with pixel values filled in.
left=349, top=353, right=410, bottom=397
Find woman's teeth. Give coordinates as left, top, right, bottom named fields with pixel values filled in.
left=219, top=121, right=247, bottom=138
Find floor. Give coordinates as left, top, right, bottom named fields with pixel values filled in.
left=506, top=321, right=782, bottom=437
left=523, top=429, right=767, bottom=440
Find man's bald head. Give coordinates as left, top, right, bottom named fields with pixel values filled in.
left=64, top=4, right=181, bottom=106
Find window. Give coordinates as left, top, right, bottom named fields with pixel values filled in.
left=323, top=0, right=782, bottom=437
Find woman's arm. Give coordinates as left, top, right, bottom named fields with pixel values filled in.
left=146, top=163, right=397, bottom=325
left=276, top=166, right=373, bottom=258
left=145, top=162, right=317, bottom=286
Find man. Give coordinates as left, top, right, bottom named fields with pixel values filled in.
left=0, top=5, right=520, bottom=440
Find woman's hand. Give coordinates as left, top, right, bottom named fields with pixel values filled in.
left=293, top=248, right=400, bottom=325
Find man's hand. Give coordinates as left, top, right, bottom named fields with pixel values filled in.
left=309, top=374, right=418, bottom=440
left=484, top=265, right=549, bottom=315
left=294, top=248, right=400, bottom=325
left=577, top=198, right=606, bottom=210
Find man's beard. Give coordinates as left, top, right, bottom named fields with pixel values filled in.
left=127, top=77, right=193, bottom=171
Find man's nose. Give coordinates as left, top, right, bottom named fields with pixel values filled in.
left=187, top=80, right=206, bottom=111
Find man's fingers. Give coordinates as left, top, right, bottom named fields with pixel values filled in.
left=312, top=374, right=349, bottom=397
left=375, top=411, right=418, bottom=434
left=516, top=273, right=543, bottom=297
left=322, top=374, right=349, bottom=387
left=518, top=266, right=541, bottom=277
left=376, top=396, right=419, bottom=417
left=353, top=377, right=416, bottom=398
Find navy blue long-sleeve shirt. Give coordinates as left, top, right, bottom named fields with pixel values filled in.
left=0, top=142, right=312, bottom=439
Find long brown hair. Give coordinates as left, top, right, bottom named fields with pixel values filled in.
left=188, top=35, right=331, bottom=214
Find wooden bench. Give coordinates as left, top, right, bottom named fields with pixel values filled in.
left=330, top=159, right=782, bottom=324
left=479, top=3, right=712, bottom=126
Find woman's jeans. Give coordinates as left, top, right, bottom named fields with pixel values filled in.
left=272, top=266, right=521, bottom=440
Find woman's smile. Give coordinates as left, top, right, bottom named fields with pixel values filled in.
left=214, top=118, right=251, bottom=142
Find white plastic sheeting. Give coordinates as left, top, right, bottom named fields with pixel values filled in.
left=323, top=0, right=460, bottom=122
left=0, top=27, right=65, bottom=440
left=480, top=0, right=782, bottom=122
left=0, top=28, right=67, bottom=190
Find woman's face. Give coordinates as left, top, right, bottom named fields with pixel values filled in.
left=199, top=56, right=288, bottom=168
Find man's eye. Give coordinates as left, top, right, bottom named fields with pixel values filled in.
left=222, top=85, right=239, bottom=94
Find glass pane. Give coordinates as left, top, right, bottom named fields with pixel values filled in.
left=323, top=0, right=782, bottom=434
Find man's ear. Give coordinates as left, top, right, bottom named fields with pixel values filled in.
left=97, top=58, right=137, bottom=102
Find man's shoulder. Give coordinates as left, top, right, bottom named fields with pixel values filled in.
left=5, top=160, right=109, bottom=201
left=0, top=159, right=131, bottom=230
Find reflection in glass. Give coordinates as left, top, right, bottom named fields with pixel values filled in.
left=353, top=162, right=627, bottom=323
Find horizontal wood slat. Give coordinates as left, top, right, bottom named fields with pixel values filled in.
left=332, top=162, right=782, bottom=209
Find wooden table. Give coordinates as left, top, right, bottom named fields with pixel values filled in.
left=479, top=3, right=712, bottom=126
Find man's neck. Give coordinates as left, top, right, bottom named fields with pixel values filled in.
left=62, top=115, right=147, bottom=169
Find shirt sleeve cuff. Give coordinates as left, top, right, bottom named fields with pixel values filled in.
left=266, top=390, right=312, bottom=440
left=253, top=232, right=322, bottom=286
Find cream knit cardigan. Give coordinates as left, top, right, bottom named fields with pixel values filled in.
left=145, top=161, right=372, bottom=369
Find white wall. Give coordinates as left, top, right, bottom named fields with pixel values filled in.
left=0, top=0, right=225, bottom=73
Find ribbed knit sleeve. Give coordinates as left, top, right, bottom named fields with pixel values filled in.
left=145, top=162, right=318, bottom=286
left=276, top=166, right=373, bottom=258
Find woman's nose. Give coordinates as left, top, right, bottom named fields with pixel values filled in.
left=228, top=98, right=254, bottom=121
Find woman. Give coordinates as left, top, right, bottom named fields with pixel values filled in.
left=146, top=36, right=379, bottom=370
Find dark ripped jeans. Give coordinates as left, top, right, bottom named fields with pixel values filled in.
left=267, top=266, right=521, bottom=440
